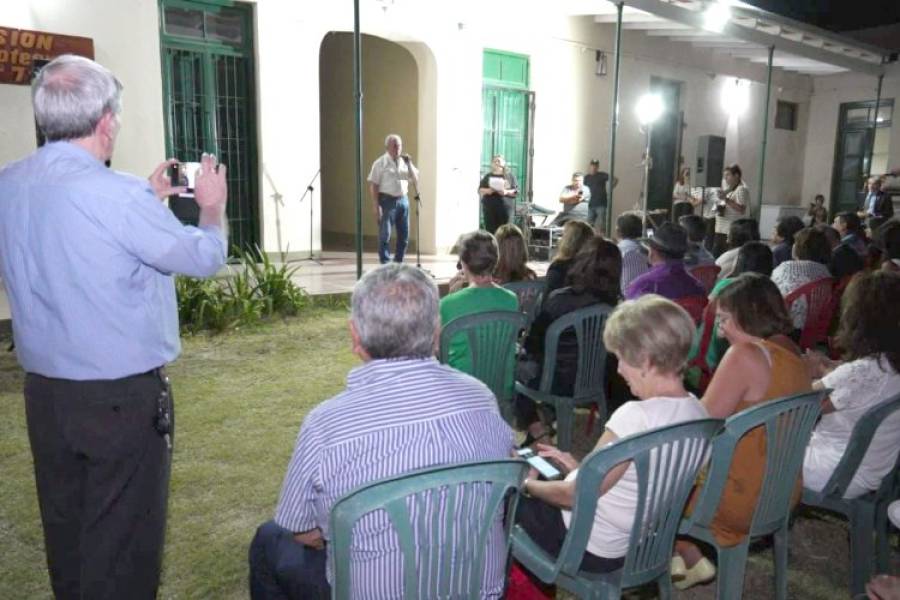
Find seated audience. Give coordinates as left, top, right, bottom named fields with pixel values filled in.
left=674, top=273, right=812, bottom=590
left=803, top=271, right=900, bottom=498
left=865, top=216, right=887, bottom=268
left=515, top=296, right=707, bottom=582
left=715, top=218, right=760, bottom=279
left=834, top=211, right=867, bottom=256
left=625, top=223, right=705, bottom=301
left=819, top=224, right=864, bottom=280
left=249, top=264, right=515, bottom=599
left=685, top=242, right=774, bottom=389
left=771, top=215, right=806, bottom=268
left=877, top=219, right=900, bottom=273
left=771, top=227, right=832, bottom=330
left=516, top=238, right=621, bottom=443
left=679, top=214, right=715, bottom=267
left=494, top=224, right=537, bottom=284
left=616, top=212, right=649, bottom=292
left=808, top=193, right=828, bottom=225
left=441, top=231, right=518, bottom=374
left=545, top=220, right=595, bottom=293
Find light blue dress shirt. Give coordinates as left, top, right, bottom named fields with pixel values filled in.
left=0, top=142, right=226, bottom=380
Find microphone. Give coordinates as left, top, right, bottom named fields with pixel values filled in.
left=401, top=153, right=412, bottom=164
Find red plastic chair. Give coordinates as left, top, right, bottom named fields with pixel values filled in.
left=674, top=295, right=708, bottom=325
left=784, top=277, right=834, bottom=350
left=688, top=264, right=722, bottom=295
left=686, top=299, right=718, bottom=394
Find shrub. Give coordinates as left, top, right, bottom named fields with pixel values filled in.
left=176, top=246, right=309, bottom=333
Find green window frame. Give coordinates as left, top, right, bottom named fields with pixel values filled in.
left=158, top=0, right=260, bottom=252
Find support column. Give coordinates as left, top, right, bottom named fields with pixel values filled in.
left=605, top=1, right=624, bottom=236
left=755, top=45, right=774, bottom=220
left=865, top=73, right=884, bottom=182
left=353, top=0, right=364, bottom=279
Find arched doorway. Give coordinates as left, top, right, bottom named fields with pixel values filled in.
left=318, top=32, right=421, bottom=254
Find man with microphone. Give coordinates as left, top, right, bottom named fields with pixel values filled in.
left=368, top=133, right=419, bottom=264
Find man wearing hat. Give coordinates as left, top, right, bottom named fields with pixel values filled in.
left=624, top=222, right=706, bottom=301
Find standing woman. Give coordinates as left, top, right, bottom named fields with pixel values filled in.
left=479, top=155, right=519, bottom=235
left=712, top=164, right=750, bottom=258
left=672, top=166, right=695, bottom=222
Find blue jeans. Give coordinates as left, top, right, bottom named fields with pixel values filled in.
left=248, top=520, right=330, bottom=600
left=587, top=205, right=606, bottom=232
left=378, top=194, right=409, bottom=264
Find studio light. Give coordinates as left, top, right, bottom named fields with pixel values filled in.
left=635, top=93, right=664, bottom=125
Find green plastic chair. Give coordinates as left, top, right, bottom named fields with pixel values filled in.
left=503, top=279, right=546, bottom=330
left=439, top=310, right=527, bottom=422
left=511, top=418, right=723, bottom=599
left=801, top=391, right=900, bottom=597
left=515, top=304, right=612, bottom=451
left=329, top=459, right=529, bottom=599
left=679, top=390, right=827, bottom=600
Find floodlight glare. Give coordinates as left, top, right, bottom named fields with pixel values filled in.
left=635, top=93, right=664, bottom=125
left=703, top=1, right=731, bottom=33
left=721, top=78, right=749, bottom=116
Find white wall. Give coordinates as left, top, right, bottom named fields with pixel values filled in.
left=0, top=0, right=166, bottom=177
left=801, top=64, right=900, bottom=206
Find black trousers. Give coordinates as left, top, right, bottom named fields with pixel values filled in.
left=482, top=196, right=512, bottom=234
left=24, top=369, right=173, bottom=600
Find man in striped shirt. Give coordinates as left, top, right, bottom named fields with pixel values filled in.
left=615, top=212, right=649, bottom=293
left=248, top=264, right=515, bottom=599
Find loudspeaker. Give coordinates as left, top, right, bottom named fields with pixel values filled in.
left=696, top=135, right=726, bottom=188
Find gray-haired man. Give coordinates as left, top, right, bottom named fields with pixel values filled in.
left=368, top=134, right=419, bottom=264
left=249, top=263, right=515, bottom=599
left=0, top=54, right=228, bottom=598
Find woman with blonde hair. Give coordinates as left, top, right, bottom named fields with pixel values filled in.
left=546, top=220, right=595, bottom=293
left=494, top=224, right=536, bottom=284
left=515, top=295, right=708, bottom=583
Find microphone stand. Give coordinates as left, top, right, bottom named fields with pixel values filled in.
left=405, top=161, right=433, bottom=277
left=290, top=169, right=322, bottom=265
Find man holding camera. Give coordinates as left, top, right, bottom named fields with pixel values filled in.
left=552, top=171, right=592, bottom=226
left=0, top=55, right=227, bottom=599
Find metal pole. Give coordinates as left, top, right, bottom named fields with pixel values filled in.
left=353, top=0, right=364, bottom=279
left=755, top=45, right=774, bottom=220
left=606, top=1, right=624, bottom=236
left=865, top=73, right=884, bottom=182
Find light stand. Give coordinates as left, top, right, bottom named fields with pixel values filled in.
left=635, top=92, right=664, bottom=236
left=290, top=169, right=322, bottom=265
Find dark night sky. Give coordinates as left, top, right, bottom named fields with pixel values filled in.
left=743, top=0, right=900, bottom=32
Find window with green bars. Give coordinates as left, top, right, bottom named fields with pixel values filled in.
left=159, top=0, right=259, bottom=252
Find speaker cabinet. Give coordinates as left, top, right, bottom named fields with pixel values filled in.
left=696, top=135, right=726, bottom=188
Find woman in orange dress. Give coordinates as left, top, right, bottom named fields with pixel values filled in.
left=673, top=273, right=813, bottom=589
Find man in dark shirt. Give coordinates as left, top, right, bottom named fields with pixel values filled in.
left=584, top=159, right=616, bottom=233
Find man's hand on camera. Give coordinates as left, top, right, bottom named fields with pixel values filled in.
left=194, top=154, right=227, bottom=213
left=148, top=158, right=186, bottom=200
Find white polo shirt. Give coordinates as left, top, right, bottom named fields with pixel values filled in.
left=367, top=152, right=418, bottom=198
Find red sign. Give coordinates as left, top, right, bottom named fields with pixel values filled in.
left=0, top=26, right=94, bottom=85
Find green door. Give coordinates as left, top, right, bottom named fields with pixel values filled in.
left=830, top=100, right=894, bottom=216
left=481, top=51, right=532, bottom=226
left=159, top=0, right=259, bottom=252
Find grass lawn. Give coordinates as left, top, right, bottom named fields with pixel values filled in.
left=0, top=305, right=359, bottom=600
left=0, top=303, right=897, bottom=599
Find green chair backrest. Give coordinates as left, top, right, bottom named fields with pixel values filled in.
left=814, top=391, right=900, bottom=500
left=439, top=310, right=527, bottom=404
left=503, top=279, right=546, bottom=328
left=519, top=418, right=722, bottom=588
left=684, top=391, right=826, bottom=537
left=330, top=459, right=529, bottom=599
left=538, top=303, right=612, bottom=401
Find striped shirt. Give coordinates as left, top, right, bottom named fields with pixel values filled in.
left=618, top=238, right=649, bottom=293
left=274, top=357, right=515, bottom=599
